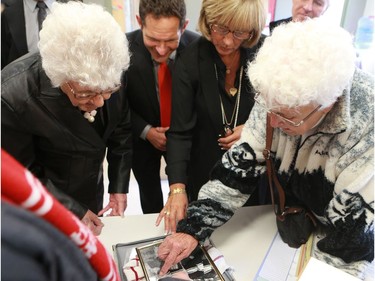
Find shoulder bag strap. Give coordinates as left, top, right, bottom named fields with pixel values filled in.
left=262, top=114, right=286, bottom=215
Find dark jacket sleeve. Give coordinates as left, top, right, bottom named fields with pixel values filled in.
left=1, top=88, right=89, bottom=218
left=106, top=75, right=133, bottom=194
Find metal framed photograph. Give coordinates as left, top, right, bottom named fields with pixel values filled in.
left=136, top=241, right=225, bottom=281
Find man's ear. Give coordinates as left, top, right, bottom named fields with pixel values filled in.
left=180, top=19, right=190, bottom=34
left=136, top=15, right=143, bottom=28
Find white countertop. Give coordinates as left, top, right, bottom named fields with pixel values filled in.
left=98, top=205, right=277, bottom=281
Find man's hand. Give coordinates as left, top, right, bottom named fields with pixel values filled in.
left=81, top=209, right=104, bottom=236
left=158, top=233, right=198, bottom=276
left=155, top=184, right=188, bottom=234
left=146, top=127, right=169, bottom=151
left=98, top=193, right=127, bottom=217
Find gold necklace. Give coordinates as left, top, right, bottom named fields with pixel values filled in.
left=224, top=51, right=239, bottom=74
left=225, top=81, right=238, bottom=96
left=214, top=64, right=243, bottom=134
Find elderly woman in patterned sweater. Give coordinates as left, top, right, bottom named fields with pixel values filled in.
left=157, top=19, right=374, bottom=279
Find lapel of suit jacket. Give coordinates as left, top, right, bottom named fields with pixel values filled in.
left=5, top=0, right=28, bottom=56
left=37, top=70, right=106, bottom=149
left=134, top=31, right=160, bottom=115
left=198, top=39, right=224, bottom=135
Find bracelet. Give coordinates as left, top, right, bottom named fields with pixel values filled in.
left=168, top=187, right=186, bottom=197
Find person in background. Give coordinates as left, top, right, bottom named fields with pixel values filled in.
left=157, top=19, right=374, bottom=279
left=1, top=0, right=74, bottom=69
left=124, top=0, right=198, bottom=214
left=155, top=0, right=266, bottom=233
left=1, top=1, right=132, bottom=235
left=269, top=0, right=329, bottom=33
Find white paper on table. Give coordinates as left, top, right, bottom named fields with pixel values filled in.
left=299, top=257, right=361, bottom=281
left=254, top=232, right=298, bottom=281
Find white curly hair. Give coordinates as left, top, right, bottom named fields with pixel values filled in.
left=39, top=1, right=130, bottom=90
left=248, top=18, right=356, bottom=109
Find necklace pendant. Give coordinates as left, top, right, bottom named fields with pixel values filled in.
left=226, top=69, right=231, bottom=74
left=224, top=124, right=233, bottom=135
left=229, top=87, right=238, bottom=96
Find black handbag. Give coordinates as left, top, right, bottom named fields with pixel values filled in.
left=263, top=115, right=317, bottom=248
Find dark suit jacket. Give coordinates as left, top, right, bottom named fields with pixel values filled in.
left=1, top=0, right=28, bottom=69
left=125, top=29, right=199, bottom=139
left=166, top=37, right=263, bottom=200
left=1, top=0, right=69, bottom=69
left=269, top=17, right=292, bottom=34
left=1, top=53, right=132, bottom=218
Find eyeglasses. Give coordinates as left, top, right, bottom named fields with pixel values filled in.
left=210, top=24, right=253, bottom=40
left=66, top=82, right=120, bottom=100
left=254, top=93, right=322, bottom=127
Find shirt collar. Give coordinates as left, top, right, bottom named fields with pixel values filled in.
left=24, top=0, right=55, bottom=12
left=152, top=50, right=177, bottom=66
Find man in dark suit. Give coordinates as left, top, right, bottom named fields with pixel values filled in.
left=124, top=0, right=198, bottom=214
left=269, top=0, right=330, bottom=33
left=1, top=0, right=72, bottom=69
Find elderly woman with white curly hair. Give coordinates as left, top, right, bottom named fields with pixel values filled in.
left=157, top=19, right=373, bottom=279
left=1, top=1, right=131, bottom=236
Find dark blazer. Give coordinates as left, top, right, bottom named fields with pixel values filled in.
left=1, top=53, right=132, bottom=218
left=124, top=29, right=199, bottom=212
left=166, top=37, right=263, bottom=201
left=269, top=17, right=292, bottom=34
left=1, top=0, right=28, bottom=69
left=1, top=0, right=69, bottom=69
left=125, top=29, right=199, bottom=138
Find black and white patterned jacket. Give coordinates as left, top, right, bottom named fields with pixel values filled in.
left=177, top=68, right=374, bottom=278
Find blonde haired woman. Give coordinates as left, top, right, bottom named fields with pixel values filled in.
left=157, top=0, right=266, bottom=233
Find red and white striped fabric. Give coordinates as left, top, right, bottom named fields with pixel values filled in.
left=123, top=255, right=145, bottom=281
left=1, top=149, right=120, bottom=281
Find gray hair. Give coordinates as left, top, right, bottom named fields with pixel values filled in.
left=248, top=19, right=356, bottom=109
left=39, top=1, right=130, bottom=90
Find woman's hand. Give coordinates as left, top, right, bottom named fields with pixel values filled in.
left=218, top=124, right=244, bottom=150
left=157, top=233, right=198, bottom=276
left=155, top=184, right=188, bottom=234
left=98, top=193, right=127, bottom=217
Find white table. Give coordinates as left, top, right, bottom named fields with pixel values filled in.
left=98, top=205, right=277, bottom=281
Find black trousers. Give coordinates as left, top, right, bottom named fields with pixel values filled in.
left=132, top=139, right=167, bottom=214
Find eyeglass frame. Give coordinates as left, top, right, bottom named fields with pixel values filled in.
left=209, top=24, right=253, bottom=40
left=66, top=82, right=120, bottom=100
left=254, top=93, right=322, bottom=127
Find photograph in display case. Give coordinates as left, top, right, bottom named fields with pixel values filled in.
left=136, top=240, right=225, bottom=281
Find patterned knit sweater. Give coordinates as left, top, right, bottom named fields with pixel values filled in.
left=177, top=68, right=374, bottom=279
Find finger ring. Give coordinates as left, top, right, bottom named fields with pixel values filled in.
left=166, top=211, right=170, bottom=216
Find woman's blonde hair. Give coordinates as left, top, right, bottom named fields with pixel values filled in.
left=198, top=0, right=266, bottom=48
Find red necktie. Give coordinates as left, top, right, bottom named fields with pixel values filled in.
left=158, top=62, right=172, bottom=127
